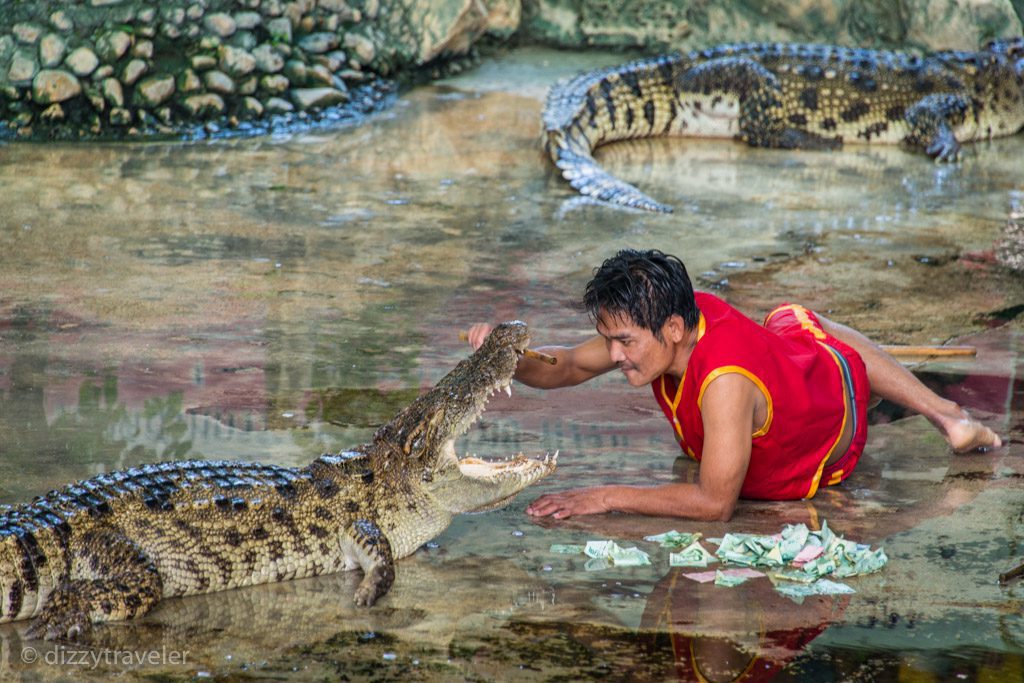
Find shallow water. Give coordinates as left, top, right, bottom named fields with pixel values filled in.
left=1, top=47, right=1023, bottom=680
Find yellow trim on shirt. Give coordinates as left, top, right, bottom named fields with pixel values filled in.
left=696, top=366, right=773, bottom=438
left=804, top=342, right=851, bottom=498
left=659, top=312, right=706, bottom=460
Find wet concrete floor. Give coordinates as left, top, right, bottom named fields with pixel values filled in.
left=0, top=47, right=1023, bottom=680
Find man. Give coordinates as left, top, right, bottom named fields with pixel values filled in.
left=466, top=249, right=1001, bottom=521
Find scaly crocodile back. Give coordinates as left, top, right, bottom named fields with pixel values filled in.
left=0, top=459, right=338, bottom=623
left=544, top=40, right=1024, bottom=212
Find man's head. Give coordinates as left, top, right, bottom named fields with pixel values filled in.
left=582, top=249, right=700, bottom=385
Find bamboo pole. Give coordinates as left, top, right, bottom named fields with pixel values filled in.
left=880, top=345, right=977, bottom=358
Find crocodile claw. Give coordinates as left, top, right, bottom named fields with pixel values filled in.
left=926, top=135, right=962, bottom=163
left=26, top=609, right=93, bottom=642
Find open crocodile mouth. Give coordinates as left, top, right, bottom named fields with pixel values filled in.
left=438, top=350, right=557, bottom=491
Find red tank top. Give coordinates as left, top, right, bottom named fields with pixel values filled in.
left=651, top=293, right=853, bottom=500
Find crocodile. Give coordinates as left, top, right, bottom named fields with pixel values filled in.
left=0, top=321, right=555, bottom=641
left=544, top=39, right=1024, bottom=212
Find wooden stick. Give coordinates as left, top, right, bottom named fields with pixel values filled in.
left=880, top=345, right=977, bottom=358
left=458, top=332, right=557, bottom=365
left=999, top=560, right=1024, bottom=585
left=521, top=348, right=558, bottom=365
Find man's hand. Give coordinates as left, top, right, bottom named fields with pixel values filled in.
left=465, top=323, right=494, bottom=350
left=526, top=487, right=612, bottom=519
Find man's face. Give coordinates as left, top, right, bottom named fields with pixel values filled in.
left=595, top=310, right=677, bottom=386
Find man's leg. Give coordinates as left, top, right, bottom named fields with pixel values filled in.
left=817, top=316, right=1001, bottom=452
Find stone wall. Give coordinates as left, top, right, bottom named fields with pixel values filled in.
left=519, top=0, right=1023, bottom=53
left=1, top=0, right=1021, bottom=140
left=0, top=0, right=519, bottom=139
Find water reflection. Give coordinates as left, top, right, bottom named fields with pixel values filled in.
left=1, top=47, right=1023, bottom=680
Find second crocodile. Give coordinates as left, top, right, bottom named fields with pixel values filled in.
left=0, top=321, right=555, bottom=641
left=544, top=39, right=1024, bottom=212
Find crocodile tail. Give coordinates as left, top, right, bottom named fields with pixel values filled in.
left=0, top=504, right=71, bottom=623
left=542, top=54, right=687, bottom=213
left=0, top=528, right=41, bottom=623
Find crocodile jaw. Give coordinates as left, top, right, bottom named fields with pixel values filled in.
left=428, top=440, right=557, bottom=514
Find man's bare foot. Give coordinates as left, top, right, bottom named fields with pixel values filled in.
left=939, top=409, right=1003, bottom=453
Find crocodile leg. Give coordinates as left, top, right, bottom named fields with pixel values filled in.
left=903, top=93, right=970, bottom=162
left=676, top=56, right=841, bottom=151
left=345, top=518, right=395, bottom=607
left=25, top=530, right=162, bottom=642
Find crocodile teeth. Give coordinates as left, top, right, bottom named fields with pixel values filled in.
left=504, top=384, right=512, bottom=398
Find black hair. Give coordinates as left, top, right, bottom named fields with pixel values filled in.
left=581, top=249, right=699, bottom=340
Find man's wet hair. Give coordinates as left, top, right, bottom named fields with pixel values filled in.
left=582, top=249, right=700, bottom=340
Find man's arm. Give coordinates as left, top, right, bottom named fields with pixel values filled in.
left=466, top=324, right=617, bottom=389
left=526, top=373, right=757, bottom=521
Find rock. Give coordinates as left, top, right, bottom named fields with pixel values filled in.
left=121, top=59, right=148, bottom=86
left=902, top=0, right=1022, bottom=51
left=40, top=103, right=64, bottom=122
left=39, top=33, right=67, bottom=68
left=282, top=2, right=304, bottom=29
left=235, top=30, right=259, bottom=51
left=65, top=47, right=99, bottom=77
left=259, top=73, right=290, bottom=94
left=343, top=32, right=376, bottom=65
left=264, top=96, right=294, bottom=113
left=252, top=43, right=285, bottom=73
left=96, top=30, right=132, bottom=63
left=186, top=3, right=205, bottom=21
left=298, top=32, right=340, bottom=54
left=321, top=50, right=348, bottom=72
left=137, top=8, right=157, bottom=24
left=263, top=0, right=284, bottom=18
left=320, top=14, right=340, bottom=32
left=133, top=40, right=154, bottom=59
left=204, top=12, right=237, bottom=39
left=234, top=12, right=263, bottom=30
left=161, top=23, right=182, bottom=40
left=307, top=63, right=334, bottom=86
left=191, top=54, right=217, bottom=71
left=240, top=95, right=264, bottom=118
left=266, top=17, right=292, bottom=44
left=319, top=0, right=353, bottom=14
left=203, top=70, right=236, bottom=94
left=93, top=65, right=114, bottom=80
left=182, top=93, right=225, bottom=116
left=109, top=107, right=132, bottom=126
left=284, top=59, right=307, bottom=85
left=164, top=7, right=186, bottom=26
left=290, top=87, right=348, bottom=109
left=178, top=68, right=202, bottom=93
left=13, top=23, right=43, bottom=45
left=8, top=50, right=39, bottom=85
left=218, top=45, right=256, bottom=77
left=49, top=11, right=74, bottom=33
left=100, top=77, right=124, bottom=107
left=237, top=75, right=257, bottom=95
left=134, top=74, right=175, bottom=107
left=83, top=84, right=105, bottom=112
left=32, top=69, right=81, bottom=104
